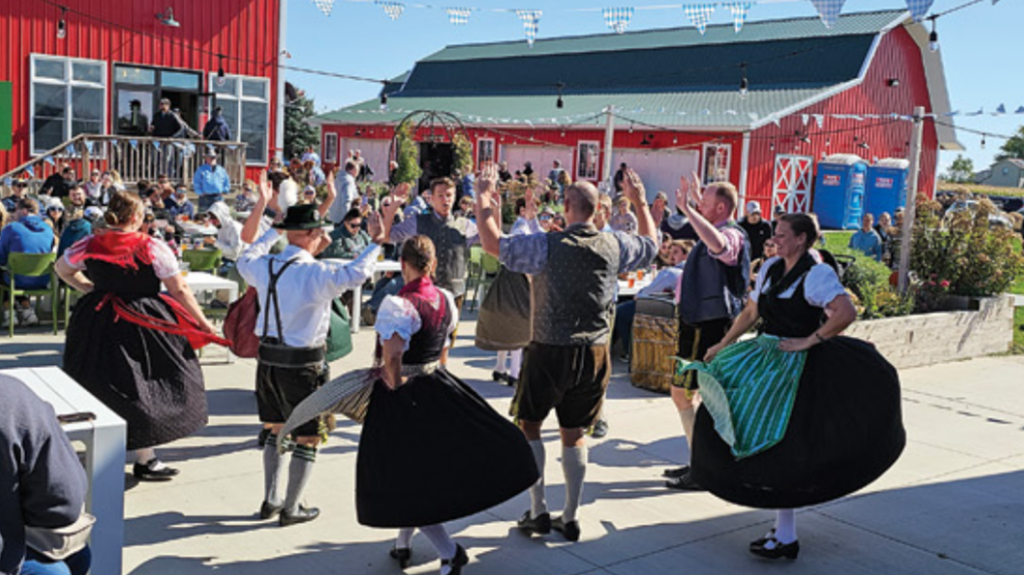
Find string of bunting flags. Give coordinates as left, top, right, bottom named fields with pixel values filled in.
left=305, top=0, right=952, bottom=44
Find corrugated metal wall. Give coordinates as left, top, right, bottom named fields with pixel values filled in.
left=0, top=0, right=280, bottom=176
left=746, top=25, right=939, bottom=211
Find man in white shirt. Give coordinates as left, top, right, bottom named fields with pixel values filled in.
left=238, top=200, right=383, bottom=527
left=329, top=161, right=360, bottom=225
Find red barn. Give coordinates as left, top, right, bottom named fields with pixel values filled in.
left=317, top=9, right=959, bottom=221
left=0, top=0, right=285, bottom=184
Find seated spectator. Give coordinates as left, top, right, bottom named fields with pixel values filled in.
left=875, top=212, right=896, bottom=266
left=3, top=180, right=30, bottom=213
left=750, top=239, right=779, bottom=289
left=205, top=201, right=245, bottom=262
left=611, top=196, right=638, bottom=234
left=44, top=202, right=65, bottom=236
left=57, top=207, right=93, bottom=258
left=167, top=185, right=196, bottom=220
left=849, top=213, right=883, bottom=262
left=68, top=184, right=97, bottom=210
left=1, top=375, right=92, bottom=575
left=613, top=239, right=693, bottom=359
left=456, top=196, right=476, bottom=221
left=651, top=191, right=671, bottom=228
left=320, top=208, right=371, bottom=260
left=235, top=181, right=258, bottom=213
left=537, top=206, right=556, bottom=232
left=0, top=198, right=55, bottom=327
left=39, top=167, right=76, bottom=199
left=655, top=232, right=674, bottom=269
left=83, top=169, right=103, bottom=202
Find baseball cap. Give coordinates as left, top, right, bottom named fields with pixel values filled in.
left=84, top=206, right=103, bottom=221
left=746, top=200, right=761, bottom=214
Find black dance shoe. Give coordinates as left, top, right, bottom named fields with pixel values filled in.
left=132, top=459, right=179, bottom=481
left=506, top=376, right=518, bottom=387
left=492, top=371, right=508, bottom=383
left=441, top=544, right=469, bottom=575
left=552, top=516, right=581, bottom=542
left=517, top=511, right=551, bottom=535
left=389, top=547, right=412, bottom=569
left=665, top=470, right=705, bottom=491
left=259, top=501, right=283, bottom=520
left=279, top=505, right=320, bottom=526
left=749, top=537, right=800, bottom=560
left=662, top=465, right=690, bottom=478
left=748, top=528, right=776, bottom=549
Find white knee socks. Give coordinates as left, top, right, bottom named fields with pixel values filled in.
left=509, top=349, right=523, bottom=379
left=774, top=509, right=797, bottom=543
left=678, top=408, right=696, bottom=463
left=395, top=527, right=415, bottom=550
left=495, top=351, right=509, bottom=374
left=528, top=439, right=547, bottom=518
left=419, top=524, right=457, bottom=574
left=561, top=446, right=587, bottom=523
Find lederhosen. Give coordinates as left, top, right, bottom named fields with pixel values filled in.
left=254, top=257, right=330, bottom=437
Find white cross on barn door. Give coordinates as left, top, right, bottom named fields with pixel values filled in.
left=772, top=155, right=814, bottom=213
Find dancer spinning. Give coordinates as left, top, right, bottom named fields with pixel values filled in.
left=682, top=213, right=905, bottom=559
left=280, top=235, right=538, bottom=574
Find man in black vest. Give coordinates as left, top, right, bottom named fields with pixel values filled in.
left=383, top=177, right=477, bottom=365
left=665, top=172, right=751, bottom=491
left=476, top=164, right=658, bottom=542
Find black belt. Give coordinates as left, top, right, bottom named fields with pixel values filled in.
left=258, top=337, right=326, bottom=369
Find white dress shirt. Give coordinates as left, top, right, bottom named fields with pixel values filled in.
left=237, top=228, right=380, bottom=348
left=330, top=172, right=360, bottom=224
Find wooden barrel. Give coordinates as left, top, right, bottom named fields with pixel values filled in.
left=629, top=297, right=679, bottom=394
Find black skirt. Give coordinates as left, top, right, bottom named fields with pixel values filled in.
left=63, top=292, right=208, bottom=451
left=356, top=369, right=539, bottom=528
left=691, top=336, right=905, bottom=509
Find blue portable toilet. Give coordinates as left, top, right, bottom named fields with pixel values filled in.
left=812, top=154, right=868, bottom=230
left=865, top=158, right=910, bottom=219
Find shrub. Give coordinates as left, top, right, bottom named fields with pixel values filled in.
left=828, top=244, right=914, bottom=319
left=392, top=122, right=421, bottom=186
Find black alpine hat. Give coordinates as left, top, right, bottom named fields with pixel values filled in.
left=274, top=203, right=331, bottom=230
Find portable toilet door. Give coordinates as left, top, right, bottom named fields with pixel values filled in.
left=812, top=154, right=868, bottom=230
left=865, top=158, right=910, bottom=219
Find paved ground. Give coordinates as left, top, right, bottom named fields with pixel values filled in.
left=3, top=319, right=1024, bottom=575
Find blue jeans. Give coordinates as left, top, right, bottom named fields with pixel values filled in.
left=368, top=275, right=404, bottom=313
left=22, top=546, right=91, bottom=575
left=612, top=300, right=637, bottom=356
left=198, top=194, right=224, bottom=213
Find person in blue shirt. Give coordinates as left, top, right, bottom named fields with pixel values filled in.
left=192, top=149, right=232, bottom=212
left=166, top=185, right=196, bottom=220
left=3, top=180, right=30, bottom=213
left=0, top=198, right=55, bottom=327
left=848, top=213, right=883, bottom=262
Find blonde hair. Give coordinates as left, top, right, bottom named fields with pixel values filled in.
left=104, top=191, right=144, bottom=227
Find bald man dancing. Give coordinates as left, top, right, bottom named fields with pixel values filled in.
left=476, top=165, right=658, bottom=542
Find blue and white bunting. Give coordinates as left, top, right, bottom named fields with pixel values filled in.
left=726, top=3, right=752, bottom=33
left=1016, top=106, right=1024, bottom=114
left=129, top=139, right=138, bottom=150
left=43, top=155, right=55, bottom=166
left=445, top=7, right=471, bottom=25
left=310, top=0, right=335, bottom=16
left=904, top=0, right=934, bottom=22
left=376, top=1, right=405, bottom=21
left=995, top=104, right=1006, bottom=114
left=153, top=141, right=161, bottom=151
left=810, top=0, right=846, bottom=29
left=3, top=177, right=11, bottom=187
left=603, top=7, right=635, bottom=34
left=25, top=166, right=35, bottom=178
left=516, top=10, right=542, bottom=46
left=84, top=141, right=94, bottom=154
left=683, top=4, right=716, bottom=35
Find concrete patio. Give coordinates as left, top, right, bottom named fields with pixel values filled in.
left=3, top=319, right=1022, bottom=575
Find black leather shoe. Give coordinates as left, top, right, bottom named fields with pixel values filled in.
left=389, top=547, right=412, bottom=569
left=492, top=371, right=507, bottom=382
left=506, top=376, right=518, bottom=387
left=517, top=511, right=551, bottom=535
left=279, top=505, right=320, bottom=526
left=749, top=528, right=776, bottom=549
left=259, top=501, right=283, bottom=520
left=662, top=465, right=690, bottom=478
left=665, top=470, right=705, bottom=491
left=749, top=537, right=800, bottom=560
left=132, top=459, right=179, bottom=481
left=552, top=516, right=581, bottom=542
left=441, top=544, right=469, bottom=575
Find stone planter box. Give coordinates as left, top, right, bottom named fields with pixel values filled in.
left=844, top=295, right=1015, bottom=370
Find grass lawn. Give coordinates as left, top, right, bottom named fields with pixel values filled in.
left=821, top=230, right=854, bottom=252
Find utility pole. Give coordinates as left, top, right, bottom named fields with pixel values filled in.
left=898, top=105, right=925, bottom=295
left=602, top=106, right=615, bottom=193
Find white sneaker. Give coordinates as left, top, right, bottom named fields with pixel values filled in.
left=1, top=310, right=15, bottom=328
left=17, top=308, right=39, bottom=327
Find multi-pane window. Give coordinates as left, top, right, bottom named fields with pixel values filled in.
left=477, top=138, right=495, bottom=165
left=702, top=143, right=732, bottom=185
left=211, top=74, right=271, bottom=164
left=31, top=55, right=106, bottom=154
left=577, top=141, right=600, bottom=180
left=324, top=133, right=338, bottom=165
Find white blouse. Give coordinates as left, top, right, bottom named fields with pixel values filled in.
left=375, top=288, right=459, bottom=352
left=750, top=257, right=847, bottom=309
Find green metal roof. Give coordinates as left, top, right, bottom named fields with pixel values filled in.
left=420, top=10, right=906, bottom=62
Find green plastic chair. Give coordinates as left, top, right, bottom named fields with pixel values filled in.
left=1, top=252, right=59, bottom=337
left=465, top=245, right=483, bottom=297
left=182, top=248, right=223, bottom=274
left=468, top=253, right=502, bottom=313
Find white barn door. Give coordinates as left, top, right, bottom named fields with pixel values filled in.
left=772, top=155, right=814, bottom=213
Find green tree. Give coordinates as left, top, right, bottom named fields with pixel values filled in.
left=393, top=122, right=421, bottom=186
left=284, top=89, right=319, bottom=162
left=944, top=154, right=975, bottom=183
left=995, top=125, right=1024, bottom=161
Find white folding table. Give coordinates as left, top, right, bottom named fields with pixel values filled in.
left=183, top=271, right=239, bottom=362
left=2, top=367, right=126, bottom=575
left=324, top=258, right=402, bottom=333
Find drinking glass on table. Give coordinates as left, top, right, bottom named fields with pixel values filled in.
left=180, top=262, right=191, bottom=277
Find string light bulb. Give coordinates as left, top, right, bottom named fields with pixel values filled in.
left=380, top=92, right=388, bottom=110
left=556, top=82, right=565, bottom=109
left=739, top=63, right=749, bottom=98
left=57, top=8, right=67, bottom=39
left=928, top=17, right=939, bottom=53
left=216, top=55, right=226, bottom=87
left=980, top=134, right=986, bottom=149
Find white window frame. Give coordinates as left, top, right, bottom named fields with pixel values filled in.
left=476, top=137, right=495, bottom=165
left=209, top=73, right=272, bottom=165
left=323, top=133, right=339, bottom=165
left=30, top=54, right=108, bottom=156
left=577, top=141, right=600, bottom=180
left=701, top=142, right=732, bottom=185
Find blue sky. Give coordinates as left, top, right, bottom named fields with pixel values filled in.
left=284, top=0, right=1024, bottom=174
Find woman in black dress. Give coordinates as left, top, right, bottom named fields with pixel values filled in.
left=57, top=192, right=223, bottom=481
left=678, top=213, right=905, bottom=560
left=281, top=235, right=538, bottom=574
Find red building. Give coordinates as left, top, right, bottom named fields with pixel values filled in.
left=0, top=0, right=285, bottom=181
left=317, top=10, right=959, bottom=221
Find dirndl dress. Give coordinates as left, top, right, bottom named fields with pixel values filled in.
left=62, top=232, right=222, bottom=450
left=678, top=255, right=905, bottom=509
left=279, top=277, right=539, bottom=528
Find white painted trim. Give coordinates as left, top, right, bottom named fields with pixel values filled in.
left=277, top=0, right=288, bottom=162
left=738, top=131, right=751, bottom=216
left=209, top=73, right=272, bottom=165
left=577, top=140, right=601, bottom=180
left=29, top=54, right=108, bottom=156
left=701, top=142, right=732, bottom=186
left=476, top=137, right=496, bottom=164
left=858, top=32, right=884, bottom=80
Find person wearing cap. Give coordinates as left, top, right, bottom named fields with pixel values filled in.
left=193, top=149, right=231, bottom=212
left=44, top=202, right=66, bottom=236
left=3, top=180, right=29, bottom=213
left=739, top=200, right=774, bottom=261
left=167, top=184, right=196, bottom=220
left=771, top=204, right=786, bottom=233
left=237, top=194, right=385, bottom=528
